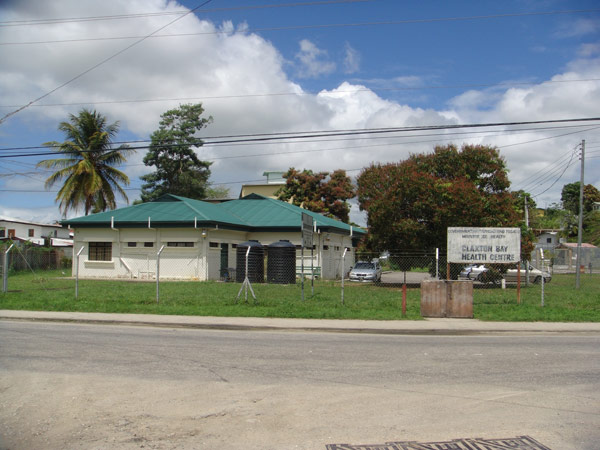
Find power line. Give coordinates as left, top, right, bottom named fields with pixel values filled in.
left=2, top=8, right=599, bottom=45
left=1, top=122, right=594, bottom=153
left=0, top=1, right=369, bottom=27
left=0, top=0, right=215, bottom=125
left=2, top=118, right=600, bottom=159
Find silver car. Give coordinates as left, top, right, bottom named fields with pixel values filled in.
left=349, top=261, right=382, bottom=282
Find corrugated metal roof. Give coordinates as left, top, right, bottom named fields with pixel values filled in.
left=220, top=194, right=364, bottom=234
left=64, top=193, right=365, bottom=235
left=64, top=194, right=247, bottom=228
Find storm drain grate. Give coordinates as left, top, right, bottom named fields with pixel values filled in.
left=326, top=435, right=551, bottom=449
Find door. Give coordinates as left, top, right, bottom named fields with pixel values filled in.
left=220, top=243, right=229, bottom=279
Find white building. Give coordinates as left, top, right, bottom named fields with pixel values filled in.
left=64, top=194, right=365, bottom=281
left=0, top=216, right=72, bottom=246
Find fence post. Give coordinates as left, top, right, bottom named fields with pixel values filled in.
left=156, top=245, right=165, bottom=304
left=539, top=249, right=545, bottom=307
left=435, top=248, right=439, bottom=279
left=75, top=246, right=84, bottom=299
left=3, top=244, right=14, bottom=293
left=341, top=248, right=347, bottom=305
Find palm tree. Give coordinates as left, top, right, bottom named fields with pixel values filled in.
left=37, top=109, right=135, bottom=216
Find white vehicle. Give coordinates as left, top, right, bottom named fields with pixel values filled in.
left=505, top=263, right=551, bottom=284
left=349, top=261, right=382, bottom=282
left=460, top=262, right=551, bottom=284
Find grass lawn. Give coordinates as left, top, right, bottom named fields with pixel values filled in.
left=1, top=270, right=598, bottom=321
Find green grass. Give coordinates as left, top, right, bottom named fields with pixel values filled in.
left=1, top=270, right=598, bottom=321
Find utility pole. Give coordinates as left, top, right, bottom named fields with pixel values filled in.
left=576, top=140, right=585, bottom=289
left=524, top=196, right=530, bottom=285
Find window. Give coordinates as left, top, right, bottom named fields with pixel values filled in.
left=89, top=242, right=112, bottom=261
left=167, top=242, right=194, bottom=247
left=28, top=229, right=35, bottom=237
left=0, top=229, right=5, bottom=238
left=144, top=242, right=154, bottom=248
left=209, top=242, right=219, bottom=248
left=546, top=238, right=552, bottom=244
left=127, top=242, right=137, bottom=247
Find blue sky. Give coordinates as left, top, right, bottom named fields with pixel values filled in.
left=1, top=0, right=599, bottom=225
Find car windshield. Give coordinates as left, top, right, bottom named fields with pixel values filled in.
left=354, top=263, right=374, bottom=269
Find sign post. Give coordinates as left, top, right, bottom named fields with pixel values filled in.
left=447, top=227, right=521, bottom=301
left=301, top=213, right=314, bottom=302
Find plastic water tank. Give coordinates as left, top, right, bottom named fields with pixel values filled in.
left=236, top=240, right=264, bottom=283
left=267, top=240, right=296, bottom=284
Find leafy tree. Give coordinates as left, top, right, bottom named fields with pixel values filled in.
left=561, top=182, right=600, bottom=215
left=205, top=185, right=231, bottom=199
left=276, top=168, right=355, bottom=223
left=37, top=109, right=133, bottom=216
left=357, top=144, right=531, bottom=258
left=140, top=103, right=212, bottom=202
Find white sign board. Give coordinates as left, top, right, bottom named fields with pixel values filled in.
left=301, top=212, right=313, bottom=248
left=447, top=227, right=520, bottom=264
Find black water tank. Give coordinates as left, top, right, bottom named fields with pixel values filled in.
left=236, top=240, right=264, bottom=283
left=267, top=240, right=296, bottom=284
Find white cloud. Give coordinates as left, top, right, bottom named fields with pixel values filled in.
left=0, top=0, right=599, bottom=222
left=343, top=43, right=360, bottom=74
left=555, top=18, right=600, bottom=38
left=294, top=39, right=336, bottom=78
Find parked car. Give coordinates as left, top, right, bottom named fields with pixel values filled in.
left=459, top=262, right=551, bottom=284
left=349, top=260, right=382, bottom=282
left=459, top=264, right=487, bottom=280
left=505, top=263, right=551, bottom=284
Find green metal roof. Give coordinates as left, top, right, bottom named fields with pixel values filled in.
left=220, top=194, right=365, bottom=235
left=64, top=193, right=365, bottom=236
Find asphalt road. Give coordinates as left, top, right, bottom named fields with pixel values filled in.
left=1, top=321, right=599, bottom=449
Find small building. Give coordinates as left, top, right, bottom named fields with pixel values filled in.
left=239, top=171, right=286, bottom=199
left=554, top=242, right=600, bottom=271
left=534, top=229, right=561, bottom=251
left=0, top=215, right=72, bottom=246
left=64, top=193, right=365, bottom=281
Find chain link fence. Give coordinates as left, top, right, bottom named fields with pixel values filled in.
left=1, top=242, right=598, bottom=307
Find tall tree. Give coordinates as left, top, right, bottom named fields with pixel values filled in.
left=140, top=103, right=212, bottom=202
left=276, top=168, right=355, bottom=223
left=37, top=109, right=133, bottom=216
left=357, top=144, right=528, bottom=255
left=561, top=182, right=600, bottom=215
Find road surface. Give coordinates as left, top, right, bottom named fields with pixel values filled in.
left=1, top=321, right=599, bottom=449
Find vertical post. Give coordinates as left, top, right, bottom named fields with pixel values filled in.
left=524, top=196, right=530, bottom=286
left=301, top=244, right=305, bottom=302
left=402, top=283, right=407, bottom=317
left=517, top=263, right=521, bottom=305
left=341, top=248, right=347, bottom=305
left=576, top=139, right=585, bottom=289
left=311, top=244, right=314, bottom=297
left=446, top=262, right=450, bottom=281
left=435, top=248, right=439, bottom=279
left=540, top=249, right=545, bottom=307
left=3, top=244, right=14, bottom=293
left=75, top=246, right=84, bottom=299
left=156, top=245, right=165, bottom=304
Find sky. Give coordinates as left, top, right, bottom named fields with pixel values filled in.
left=1, top=0, right=599, bottom=226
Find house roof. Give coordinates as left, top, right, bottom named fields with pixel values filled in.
left=0, top=215, right=63, bottom=228
left=556, top=242, right=598, bottom=249
left=64, top=193, right=365, bottom=236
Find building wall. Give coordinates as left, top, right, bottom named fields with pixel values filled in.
left=72, top=227, right=357, bottom=281
left=0, top=220, right=69, bottom=241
